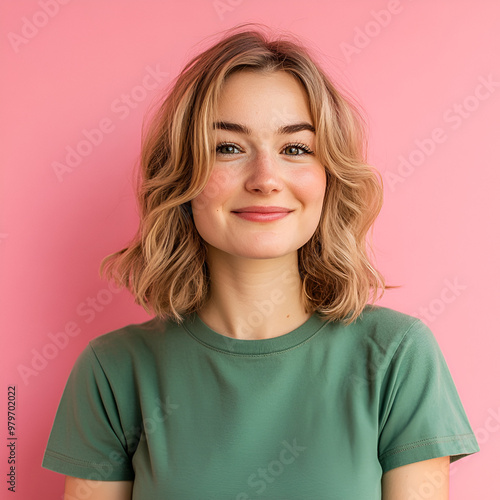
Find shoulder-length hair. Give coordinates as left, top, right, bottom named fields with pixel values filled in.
left=100, top=24, right=395, bottom=325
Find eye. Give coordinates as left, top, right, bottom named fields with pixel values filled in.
left=282, top=143, right=314, bottom=156
left=216, top=142, right=242, bottom=155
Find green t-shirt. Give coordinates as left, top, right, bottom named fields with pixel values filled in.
left=42, top=305, right=479, bottom=499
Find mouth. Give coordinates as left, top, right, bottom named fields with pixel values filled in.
left=231, top=206, right=293, bottom=222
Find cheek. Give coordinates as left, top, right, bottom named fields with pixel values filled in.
left=293, top=166, right=327, bottom=207
left=191, top=168, right=233, bottom=214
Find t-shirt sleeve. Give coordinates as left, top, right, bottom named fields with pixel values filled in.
left=42, top=343, right=135, bottom=480
left=378, top=319, right=480, bottom=473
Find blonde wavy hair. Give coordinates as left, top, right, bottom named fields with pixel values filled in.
left=100, top=24, right=396, bottom=325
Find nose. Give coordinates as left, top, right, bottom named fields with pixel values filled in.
left=244, top=151, right=284, bottom=195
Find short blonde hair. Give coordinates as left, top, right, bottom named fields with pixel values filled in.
left=100, top=24, right=395, bottom=325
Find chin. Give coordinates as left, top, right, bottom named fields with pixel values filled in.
left=229, top=245, right=299, bottom=261
left=241, top=253, right=288, bottom=261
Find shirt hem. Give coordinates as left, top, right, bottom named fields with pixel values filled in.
left=379, top=433, right=480, bottom=474
left=42, top=449, right=134, bottom=481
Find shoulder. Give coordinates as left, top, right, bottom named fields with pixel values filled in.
left=353, top=304, right=421, bottom=332
left=356, top=305, right=437, bottom=351
left=319, top=305, right=433, bottom=366
left=87, top=315, right=186, bottom=368
left=347, top=305, right=443, bottom=377
left=324, top=304, right=426, bottom=343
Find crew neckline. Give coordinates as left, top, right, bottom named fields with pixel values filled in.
left=182, top=312, right=328, bottom=355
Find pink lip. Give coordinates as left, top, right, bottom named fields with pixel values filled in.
left=232, top=206, right=292, bottom=222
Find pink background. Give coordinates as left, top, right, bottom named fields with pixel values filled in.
left=1, top=0, right=498, bottom=498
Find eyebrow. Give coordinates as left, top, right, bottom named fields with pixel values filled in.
left=213, top=121, right=315, bottom=135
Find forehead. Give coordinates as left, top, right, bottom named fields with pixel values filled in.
left=216, top=70, right=313, bottom=126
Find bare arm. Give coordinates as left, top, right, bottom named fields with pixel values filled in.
left=63, top=457, right=449, bottom=499
left=382, top=456, right=450, bottom=500
left=64, top=477, right=133, bottom=500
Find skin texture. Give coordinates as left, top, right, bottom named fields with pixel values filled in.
left=381, top=455, right=450, bottom=499
left=63, top=71, right=451, bottom=498
left=64, top=477, right=132, bottom=499
left=191, top=70, right=326, bottom=263
left=192, top=69, right=327, bottom=340
left=64, top=456, right=450, bottom=499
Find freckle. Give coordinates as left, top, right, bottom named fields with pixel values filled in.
left=286, top=314, right=290, bottom=318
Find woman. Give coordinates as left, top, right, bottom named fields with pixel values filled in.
left=42, top=25, right=479, bottom=499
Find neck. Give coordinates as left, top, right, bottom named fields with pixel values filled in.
left=197, top=247, right=310, bottom=340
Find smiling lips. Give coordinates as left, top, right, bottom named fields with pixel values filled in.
left=232, top=206, right=293, bottom=222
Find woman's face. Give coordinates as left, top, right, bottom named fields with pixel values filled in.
left=191, top=69, right=326, bottom=262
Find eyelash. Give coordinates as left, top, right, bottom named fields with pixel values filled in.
left=215, top=142, right=314, bottom=156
